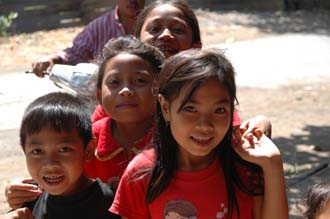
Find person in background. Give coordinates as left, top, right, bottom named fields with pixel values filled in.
left=32, top=0, right=145, bottom=77
left=110, top=48, right=288, bottom=219
left=297, top=181, right=330, bottom=219
left=5, top=92, right=119, bottom=219
left=94, top=0, right=272, bottom=140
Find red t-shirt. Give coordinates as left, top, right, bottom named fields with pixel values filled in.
left=84, top=117, right=152, bottom=183
left=110, top=149, right=254, bottom=219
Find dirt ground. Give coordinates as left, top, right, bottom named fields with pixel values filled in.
left=0, top=8, right=330, bottom=215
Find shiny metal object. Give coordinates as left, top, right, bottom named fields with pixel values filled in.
left=27, top=63, right=99, bottom=97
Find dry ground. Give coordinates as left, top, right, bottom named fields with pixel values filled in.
left=0, top=9, right=330, bottom=216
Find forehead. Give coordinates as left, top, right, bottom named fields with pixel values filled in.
left=177, top=78, right=230, bottom=103
left=145, top=4, right=188, bottom=23
left=105, top=53, right=154, bottom=74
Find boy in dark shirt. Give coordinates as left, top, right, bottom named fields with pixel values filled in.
left=14, top=92, right=119, bottom=219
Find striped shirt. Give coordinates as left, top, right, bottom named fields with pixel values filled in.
left=57, top=6, right=126, bottom=64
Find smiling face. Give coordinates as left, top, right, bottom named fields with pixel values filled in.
left=97, top=53, right=156, bottom=124
left=159, top=78, right=232, bottom=170
left=24, top=126, right=92, bottom=196
left=139, top=4, right=193, bottom=58
left=117, top=0, right=145, bottom=19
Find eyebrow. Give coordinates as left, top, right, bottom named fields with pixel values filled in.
left=188, top=98, right=230, bottom=105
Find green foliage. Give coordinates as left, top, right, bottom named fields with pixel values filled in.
left=0, top=12, right=18, bottom=37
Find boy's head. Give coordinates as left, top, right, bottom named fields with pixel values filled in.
left=20, top=92, right=94, bottom=196
left=117, top=0, right=145, bottom=19
left=95, top=36, right=164, bottom=123
left=20, top=92, right=93, bottom=148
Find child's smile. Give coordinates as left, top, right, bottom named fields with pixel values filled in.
left=159, top=77, right=231, bottom=171
left=98, top=53, right=156, bottom=124
left=24, top=127, right=90, bottom=196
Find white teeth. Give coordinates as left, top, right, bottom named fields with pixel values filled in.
left=193, top=136, right=212, bottom=142
left=43, top=175, right=64, bottom=183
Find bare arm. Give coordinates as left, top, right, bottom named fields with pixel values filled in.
left=31, top=54, right=63, bottom=77
left=233, top=129, right=288, bottom=219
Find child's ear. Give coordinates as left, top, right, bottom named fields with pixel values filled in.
left=96, top=89, right=103, bottom=106
left=85, top=138, right=96, bottom=161
left=158, top=94, right=170, bottom=122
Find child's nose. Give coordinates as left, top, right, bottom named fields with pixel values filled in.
left=159, top=28, right=174, bottom=40
left=43, top=154, right=60, bottom=167
left=196, top=115, right=214, bottom=132
left=119, top=86, right=134, bottom=97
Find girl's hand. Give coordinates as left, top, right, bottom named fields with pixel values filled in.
left=1, top=207, right=33, bottom=219
left=5, top=178, right=42, bottom=209
left=240, top=115, right=272, bottom=138
left=232, top=128, right=281, bottom=167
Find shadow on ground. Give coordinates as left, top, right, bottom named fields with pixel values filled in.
left=274, top=125, right=330, bottom=175
left=272, top=125, right=330, bottom=218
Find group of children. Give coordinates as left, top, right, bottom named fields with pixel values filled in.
left=2, top=0, right=329, bottom=219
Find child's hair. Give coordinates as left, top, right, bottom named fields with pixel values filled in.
left=96, top=35, right=165, bottom=90
left=20, top=92, right=93, bottom=148
left=146, top=48, right=263, bottom=218
left=134, top=0, right=201, bottom=46
left=297, top=181, right=330, bottom=219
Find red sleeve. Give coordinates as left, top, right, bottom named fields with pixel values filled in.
left=109, top=152, right=153, bottom=219
left=92, top=104, right=108, bottom=123
left=233, top=111, right=241, bottom=127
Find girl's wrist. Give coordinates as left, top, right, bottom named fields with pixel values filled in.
left=260, top=155, right=283, bottom=173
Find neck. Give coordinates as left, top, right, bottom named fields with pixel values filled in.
left=112, top=118, right=153, bottom=151
left=178, top=150, right=216, bottom=172
left=118, top=12, right=136, bottom=35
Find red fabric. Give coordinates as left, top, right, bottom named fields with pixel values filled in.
left=92, top=104, right=108, bottom=123
left=110, top=149, right=254, bottom=219
left=57, top=6, right=126, bottom=65
left=233, top=111, right=241, bottom=127
left=84, top=117, right=152, bottom=183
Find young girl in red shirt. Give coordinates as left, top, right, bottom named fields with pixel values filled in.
left=110, top=48, right=288, bottom=219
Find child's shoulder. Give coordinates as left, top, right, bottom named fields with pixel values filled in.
left=125, top=148, right=155, bottom=172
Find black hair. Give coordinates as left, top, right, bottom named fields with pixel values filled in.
left=297, top=181, right=330, bottom=219
left=96, top=35, right=164, bottom=90
left=146, top=48, right=264, bottom=218
left=20, top=92, right=93, bottom=148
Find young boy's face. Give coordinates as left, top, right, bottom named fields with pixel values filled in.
left=23, top=126, right=91, bottom=196
left=97, top=53, right=156, bottom=124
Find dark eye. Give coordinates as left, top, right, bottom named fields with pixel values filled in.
left=59, top=146, right=73, bottom=153
left=31, top=148, right=43, bottom=155
left=135, top=77, right=148, bottom=85
left=183, top=105, right=196, bottom=112
left=215, top=108, right=226, bottom=114
left=106, top=79, right=119, bottom=87
left=172, top=27, right=184, bottom=34
left=147, top=25, right=160, bottom=34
